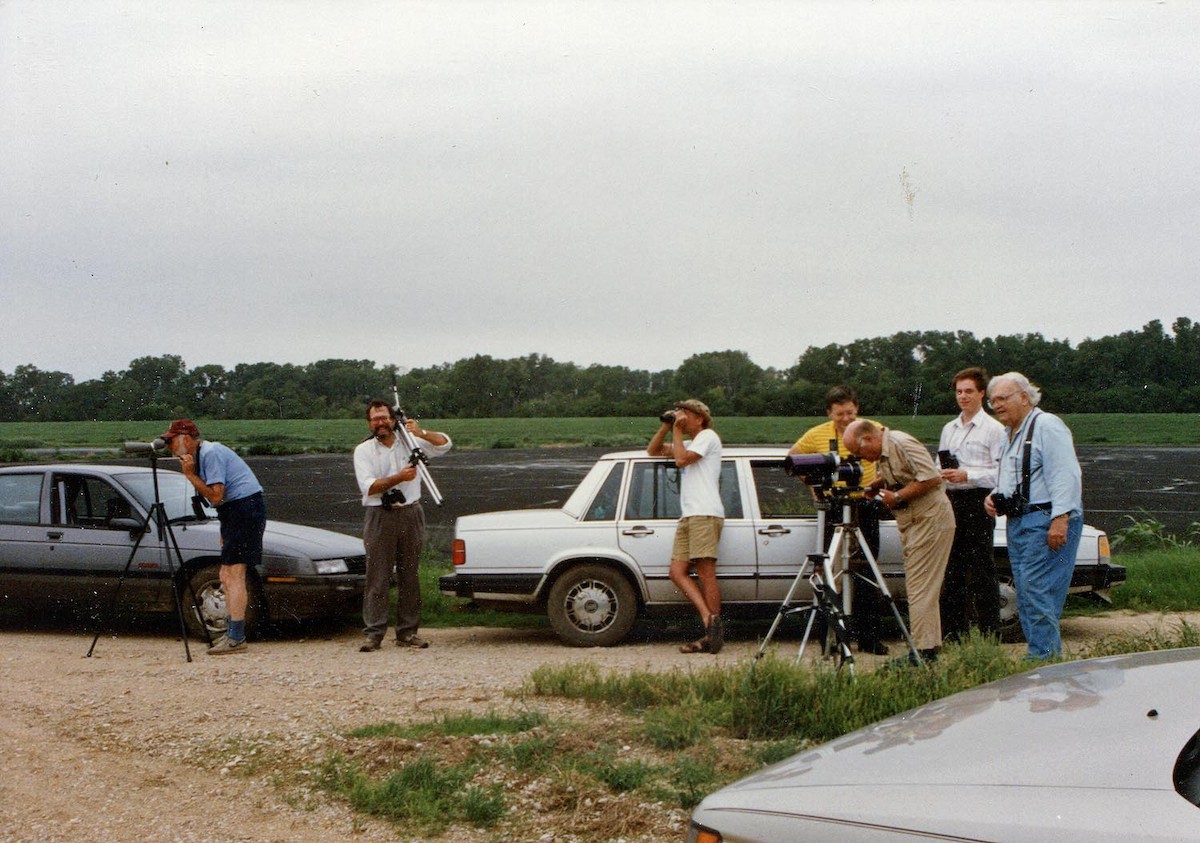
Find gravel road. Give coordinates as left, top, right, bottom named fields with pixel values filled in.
left=3, top=612, right=1197, bottom=842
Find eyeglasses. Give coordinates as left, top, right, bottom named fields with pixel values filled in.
left=987, top=391, right=1020, bottom=409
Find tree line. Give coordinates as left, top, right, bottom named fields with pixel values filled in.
left=2, top=318, right=1197, bottom=422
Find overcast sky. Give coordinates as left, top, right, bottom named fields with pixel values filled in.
left=2, top=1, right=1196, bottom=383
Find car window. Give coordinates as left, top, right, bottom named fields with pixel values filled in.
left=720, top=461, right=743, bottom=519
left=624, top=460, right=741, bottom=520
left=583, top=462, right=624, bottom=522
left=114, top=471, right=213, bottom=522
left=0, top=474, right=43, bottom=524
left=52, top=475, right=134, bottom=528
left=752, top=459, right=818, bottom=518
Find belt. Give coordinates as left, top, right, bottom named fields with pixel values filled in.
left=1013, top=502, right=1052, bottom=518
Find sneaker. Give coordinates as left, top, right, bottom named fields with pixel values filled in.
left=395, top=634, right=429, bottom=649
left=207, top=636, right=247, bottom=656
left=707, top=616, right=725, bottom=654
left=358, top=638, right=382, bottom=652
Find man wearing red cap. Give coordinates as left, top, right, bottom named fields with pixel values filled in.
left=161, top=419, right=266, bottom=655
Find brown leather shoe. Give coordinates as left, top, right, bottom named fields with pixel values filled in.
left=395, top=634, right=429, bottom=649
left=358, top=638, right=382, bottom=652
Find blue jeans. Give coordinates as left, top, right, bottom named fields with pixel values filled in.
left=1007, top=510, right=1082, bottom=659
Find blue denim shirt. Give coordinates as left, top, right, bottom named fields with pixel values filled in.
left=996, top=408, right=1082, bottom=519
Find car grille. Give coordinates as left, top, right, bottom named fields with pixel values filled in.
left=344, top=555, right=367, bottom=575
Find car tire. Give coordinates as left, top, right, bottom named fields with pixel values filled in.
left=546, top=563, right=638, bottom=647
left=183, top=564, right=264, bottom=640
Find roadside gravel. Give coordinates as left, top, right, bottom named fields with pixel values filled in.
left=2, top=612, right=1197, bottom=842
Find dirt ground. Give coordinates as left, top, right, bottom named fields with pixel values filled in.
left=2, top=611, right=1198, bottom=843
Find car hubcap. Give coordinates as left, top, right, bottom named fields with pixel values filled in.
left=195, top=583, right=228, bottom=635
left=998, top=582, right=1018, bottom=624
left=565, top=580, right=616, bottom=632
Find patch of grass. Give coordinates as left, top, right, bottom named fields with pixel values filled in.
left=583, top=756, right=656, bottom=792
left=1112, top=513, right=1200, bottom=551
left=1105, top=548, right=1200, bottom=612
left=641, top=704, right=709, bottom=750
left=753, top=738, right=807, bottom=767
left=1075, top=619, right=1200, bottom=658
left=348, top=709, right=547, bottom=740
left=321, top=752, right=489, bottom=832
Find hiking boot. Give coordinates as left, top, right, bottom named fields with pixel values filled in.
left=207, top=636, right=247, bottom=656
left=395, top=634, right=430, bottom=649
left=358, top=638, right=382, bottom=652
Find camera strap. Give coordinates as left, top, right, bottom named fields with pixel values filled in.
left=1019, top=411, right=1039, bottom=505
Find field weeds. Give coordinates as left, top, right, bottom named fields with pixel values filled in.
left=300, top=623, right=1199, bottom=840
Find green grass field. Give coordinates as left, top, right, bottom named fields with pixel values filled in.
left=3, top=413, right=1198, bottom=456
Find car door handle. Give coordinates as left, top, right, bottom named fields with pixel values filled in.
left=758, top=525, right=791, bottom=537
left=47, top=531, right=64, bottom=540
left=622, top=527, right=655, bottom=537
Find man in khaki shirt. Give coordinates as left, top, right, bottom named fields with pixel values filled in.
left=843, top=420, right=954, bottom=662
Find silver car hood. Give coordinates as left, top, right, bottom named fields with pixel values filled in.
left=174, top=518, right=364, bottom=559
left=695, top=648, right=1200, bottom=840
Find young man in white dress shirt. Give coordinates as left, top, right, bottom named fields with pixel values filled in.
left=937, top=367, right=1006, bottom=640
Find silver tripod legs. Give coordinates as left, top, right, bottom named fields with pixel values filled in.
left=844, top=526, right=920, bottom=661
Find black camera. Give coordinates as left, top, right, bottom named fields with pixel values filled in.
left=381, top=489, right=406, bottom=510
left=783, top=452, right=863, bottom=490
left=990, top=491, right=1026, bottom=517
left=937, top=449, right=959, bottom=469
left=660, top=410, right=676, bottom=425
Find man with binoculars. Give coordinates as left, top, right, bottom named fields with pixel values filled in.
left=648, top=399, right=726, bottom=654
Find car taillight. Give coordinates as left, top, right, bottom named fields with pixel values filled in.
left=452, top=538, right=466, bottom=566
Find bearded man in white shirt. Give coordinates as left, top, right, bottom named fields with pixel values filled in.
left=354, top=398, right=452, bottom=652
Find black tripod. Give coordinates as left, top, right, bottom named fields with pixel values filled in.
left=86, top=451, right=207, bottom=662
left=756, top=491, right=919, bottom=673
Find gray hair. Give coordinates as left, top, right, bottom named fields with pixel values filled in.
left=988, top=371, right=1042, bottom=406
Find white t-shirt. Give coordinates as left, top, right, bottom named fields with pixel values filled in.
left=679, top=428, right=724, bottom=519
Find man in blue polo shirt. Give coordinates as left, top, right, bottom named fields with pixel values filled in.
left=162, top=418, right=266, bottom=655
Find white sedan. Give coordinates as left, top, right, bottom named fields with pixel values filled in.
left=441, top=448, right=1123, bottom=646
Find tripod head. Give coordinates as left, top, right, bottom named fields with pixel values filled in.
left=388, top=368, right=445, bottom=506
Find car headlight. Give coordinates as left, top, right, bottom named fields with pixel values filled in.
left=314, top=558, right=350, bottom=575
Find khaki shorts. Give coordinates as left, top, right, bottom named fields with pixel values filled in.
left=672, top=515, right=724, bottom=561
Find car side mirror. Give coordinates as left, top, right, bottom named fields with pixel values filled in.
left=109, top=516, right=148, bottom=537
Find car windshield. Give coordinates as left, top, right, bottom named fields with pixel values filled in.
left=114, top=471, right=216, bottom=523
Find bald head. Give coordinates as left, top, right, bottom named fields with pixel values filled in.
left=843, top=419, right=882, bottom=461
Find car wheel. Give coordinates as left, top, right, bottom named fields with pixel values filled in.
left=546, top=563, right=638, bottom=647
left=997, top=577, right=1024, bottom=642
left=183, top=564, right=263, bottom=639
